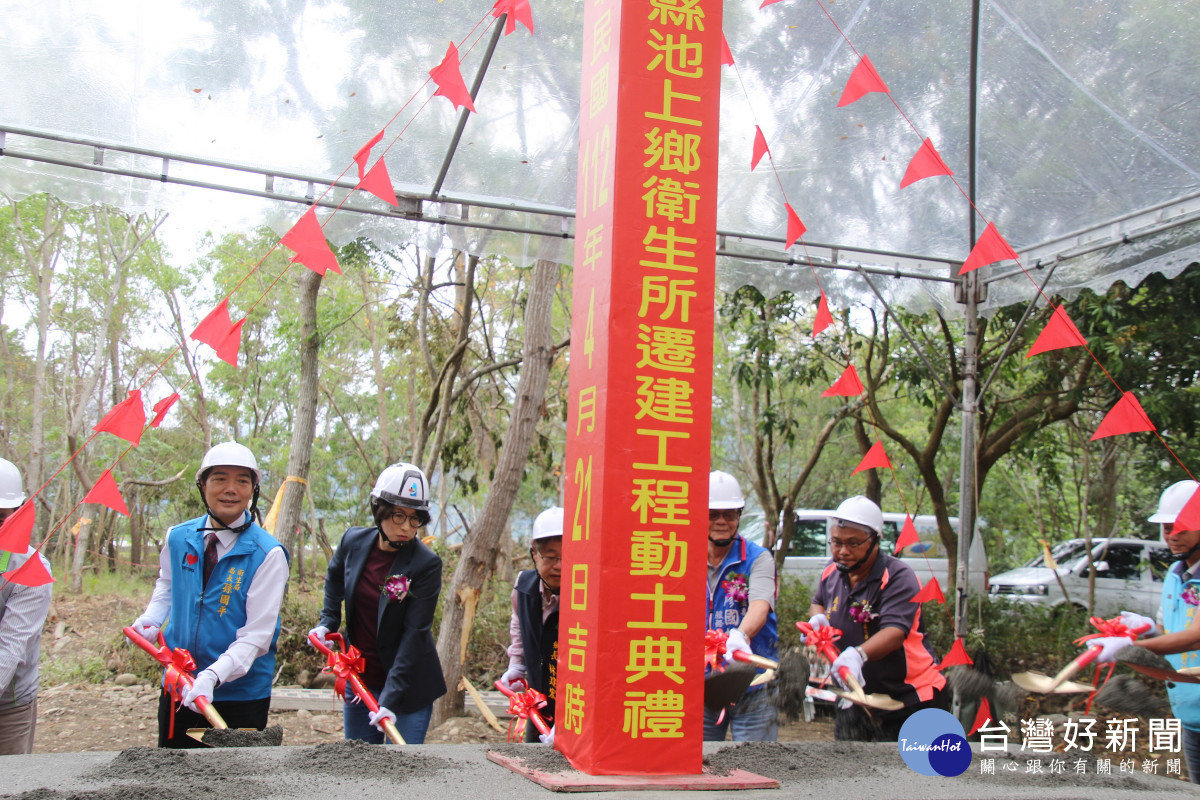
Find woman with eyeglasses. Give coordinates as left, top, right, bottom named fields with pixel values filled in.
left=309, top=462, right=446, bottom=743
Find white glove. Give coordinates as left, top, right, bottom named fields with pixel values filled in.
left=1119, top=611, right=1157, bottom=637
left=131, top=615, right=161, bottom=644
left=183, top=669, right=218, bottom=713
left=723, top=628, right=752, bottom=664
left=807, top=613, right=829, bottom=631
left=1090, top=635, right=1136, bottom=664
left=307, top=625, right=332, bottom=649
left=539, top=725, right=556, bottom=745
left=831, top=646, right=866, bottom=690
left=369, top=706, right=397, bottom=733
left=499, top=667, right=528, bottom=694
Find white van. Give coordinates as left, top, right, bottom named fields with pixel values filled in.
left=769, top=510, right=990, bottom=595
left=987, top=537, right=1171, bottom=618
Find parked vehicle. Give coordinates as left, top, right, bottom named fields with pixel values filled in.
left=743, top=509, right=989, bottom=595
left=987, top=537, right=1171, bottom=618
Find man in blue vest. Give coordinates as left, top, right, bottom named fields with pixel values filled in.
left=130, top=442, right=288, bottom=748
left=705, top=471, right=778, bottom=741
left=1093, top=480, right=1200, bottom=783
left=499, top=506, right=563, bottom=743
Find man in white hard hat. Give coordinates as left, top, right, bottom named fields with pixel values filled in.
left=807, top=495, right=947, bottom=740
left=499, top=506, right=563, bottom=742
left=705, top=470, right=779, bottom=741
left=130, top=442, right=289, bottom=747
left=0, top=458, right=53, bottom=755
left=1090, top=480, right=1200, bottom=783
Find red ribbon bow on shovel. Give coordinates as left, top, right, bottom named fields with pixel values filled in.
left=308, top=631, right=405, bottom=745
left=123, top=626, right=228, bottom=738
left=494, top=679, right=551, bottom=739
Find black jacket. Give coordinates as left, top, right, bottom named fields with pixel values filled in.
left=319, top=525, right=447, bottom=712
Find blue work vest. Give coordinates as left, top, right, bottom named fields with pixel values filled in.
left=164, top=515, right=285, bottom=702
left=707, top=536, right=778, bottom=664
left=1163, top=563, right=1200, bottom=730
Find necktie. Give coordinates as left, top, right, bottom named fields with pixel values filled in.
left=203, top=533, right=219, bottom=586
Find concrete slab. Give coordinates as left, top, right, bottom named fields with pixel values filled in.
left=0, top=741, right=1194, bottom=800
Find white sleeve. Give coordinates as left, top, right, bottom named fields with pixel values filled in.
left=141, top=542, right=174, bottom=625
left=205, top=546, right=290, bottom=685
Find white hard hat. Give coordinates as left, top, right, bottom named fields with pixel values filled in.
left=195, top=441, right=261, bottom=485
left=0, top=458, right=26, bottom=508
left=371, top=462, right=430, bottom=511
left=532, top=507, right=565, bottom=541
left=832, top=495, right=883, bottom=536
left=1150, top=480, right=1200, bottom=524
left=709, top=471, right=745, bottom=510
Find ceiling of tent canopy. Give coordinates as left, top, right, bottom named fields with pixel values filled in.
left=1, top=0, right=1197, bottom=316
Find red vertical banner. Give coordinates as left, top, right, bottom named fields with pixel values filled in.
left=559, top=0, right=721, bottom=776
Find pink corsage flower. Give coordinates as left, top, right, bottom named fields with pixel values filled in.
left=382, top=574, right=410, bottom=602
left=1183, top=585, right=1199, bottom=606
left=722, top=573, right=749, bottom=604
left=848, top=600, right=878, bottom=624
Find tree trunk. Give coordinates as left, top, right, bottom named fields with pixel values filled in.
left=274, top=269, right=323, bottom=555
left=432, top=258, right=559, bottom=726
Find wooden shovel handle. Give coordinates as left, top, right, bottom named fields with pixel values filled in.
left=731, top=650, right=779, bottom=670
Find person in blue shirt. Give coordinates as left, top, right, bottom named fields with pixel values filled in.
left=704, top=470, right=778, bottom=741
left=1093, top=480, right=1200, bottom=783
left=131, top=442, right=288, bottom=748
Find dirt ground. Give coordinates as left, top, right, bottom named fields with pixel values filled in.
left=31, top=591, right=832, bottom=753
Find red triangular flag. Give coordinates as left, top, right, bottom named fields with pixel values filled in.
left=968, top=697, right=993, bottom=736
left=821, top=365, right=864, bottom=397
left=353, top=129, right=384, bottom=181
left=1091, top=392, right=1156, bottom=440
left=492, top=0, right=534, bottom=35
left=912, top=576, right=946, bottom=605
left=852, top=440, right=891, bottom=474
left=358, top=159, right=399, bottom=207
left=280, top=208, right=342, bottom=277
left=784, top=203, right=806, bottom=249
left=720, top=33, right=734, bottom=66
left=0, top=502, right=34, bottom=553
left=959, top=222, right=1019, bottom=274
left=1171, top=486, right=1200, bottom=535
left=894, top=515, right=920, bottom=552
left=938, top=637, right=973, bottom=666
left=3, top=550, right=54, bottom=587
left=760, top=0, right=784, bottom=7
left=838, top=54, right=889, bottom=107
left=191, top=300, right=245, bottom=367
left=900, top=138, right=954, bottom=188
left=83, top=470, right=130, bottom=516
left=751, top=126, right=769, bottom=171
left=1026, top=306, right=1087, bottom=357
left=813, top=291, right=833, bottom=337
left=150, top=393, right=180, bottom=428
left=93, top=390, right=146, bottom=446
left=429, top=42, right=477, bottom=114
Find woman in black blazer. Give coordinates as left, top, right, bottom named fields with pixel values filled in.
left=309, top=462, right=446, bottom=743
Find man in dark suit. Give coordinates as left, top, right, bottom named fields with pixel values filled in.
left=499, top=506, right=563, bottom=743
left=310, top=462, right=446, bottom=743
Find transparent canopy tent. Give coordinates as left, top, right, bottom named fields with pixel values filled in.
left=1, top=0, right=1196, bottom=316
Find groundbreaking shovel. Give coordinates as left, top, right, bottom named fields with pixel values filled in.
left=494, top=679, right=552, bottom=739
left=794, top=622, right=904, bottom=712
left=1011, top=617, right=1152, bottom=694
left=309, top=631, right=406, bottom=745
left=123, top=626, right=229, bottom=731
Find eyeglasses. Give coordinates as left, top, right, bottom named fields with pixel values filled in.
left=709, top=509, right=741, bottom=522
left=535, top=552, right=562, bottom=565
left=387, top=511, right=426, bottom=529
left=829, top=537, right=872, bottom=551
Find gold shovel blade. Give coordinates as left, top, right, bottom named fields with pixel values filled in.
left=1011, top=671, right=1094, bottom=694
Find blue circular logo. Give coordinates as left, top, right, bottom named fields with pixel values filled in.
left=897, top=708, right=971, bottom=777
